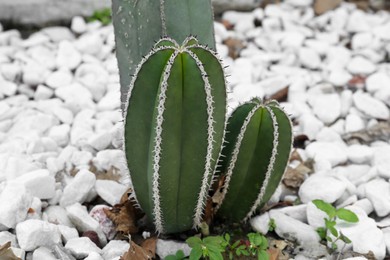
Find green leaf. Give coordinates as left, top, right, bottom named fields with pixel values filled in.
left=326, top=236, right=332, bottom=242
left=339, top=232, right=352, bottom=244
left=231, top=240, right=240, bottom=249
left=224, top=233, right=231, bottom=243
left=186, top=237, right=202, bottom=248
left=259, top=236, right=268, bottom=251
left=203, top=236, right=224, bottom=246
left=328, top=225, right=338, bottom=238
left=258, top=250, right=269, bottom=260
left=336, top=208, right=359, bottom=223
left=247, top=233, right=262, bottom=246
left=189, top=247, right=203, bottom=260
left=331, top=242, right=338, bottom=250
left=164, top=250, right=185, bottom=260
left=312, top=199, right=336, bottom=218
left=316, top=227, right=327, bottom=240
left=208, top=250, right=224, bottom=260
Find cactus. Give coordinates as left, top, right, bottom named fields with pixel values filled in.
left=123, top=36, right=226, bottom=234
left=111, top=0, right=216, bottom=111
left=216, top=99, right=293, bottom=222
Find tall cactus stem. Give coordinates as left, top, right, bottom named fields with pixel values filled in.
left=216, top=103, right=263, bottom=212
left=160, top=0, right=167, bottom=35
left=243, top=106, right=279, bottom=222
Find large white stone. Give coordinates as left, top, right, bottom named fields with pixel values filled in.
left=373, top=146, right=390, bottom=178
left=364, top=179, right=390, bottom=217
left=102, top=240, right=130, bottom=260
left=299, top=47, right=321, bottom=69
left=43, top=205, right=74, bottom=227
left=305, top=142, right=348, bottom=167
left=269, top=210, right=320, bottom=245
left=12, top=169, right=55, bottom=199
left=58, top=224, right=79, bottom=244
left=0, top=231, right=17, bottom=247
left=347, top=144, right=373, bottom=164
left=298, top=113, right=324, bottom=140
left=0, top=183, right=33, bottom=228
left=345, top=114, right=365, bottom=133
left=32, top=247, right=58, bottom=260
left=66, top=203, right=107, bottom=246
left=45, top=69, right=73, bottom=89
left=366, top=72, right=390, bottom=94
left=71, top=16, right=87, bottom=34
left=60, top=169, right=96, bottom=207
left=347, top=56, right=376, bottom=75
left=0, top=80, right=17, bottom=96
left=75, top=63, right=108, bottom=101
left=34, top=84, right=54, bottom=100
left=308, top=93, right=341, bottom=124
left=65, top=237, right=102, bottom=259
left=250, top=212, right=270, bottom=235
left=353, top=91, right=389, bottom=120
left=351, top=32, right=373, bottom=50
left=87, top=132, right=112, bottom=151
left=306, top=201, right=328, bottom=229
left=56, top=41, right=82, bottom=70
left=16, top=219, right=61, bottom=251
left=299, top=174, right=347, bottom=204
left=95, top=180, right=128, bottom=206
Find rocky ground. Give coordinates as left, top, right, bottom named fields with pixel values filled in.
left=0, top=0, right=390, bottom=259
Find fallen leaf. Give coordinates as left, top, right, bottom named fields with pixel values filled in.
left=314, top=0, right=342, bottom=14
left=283, top=164, right=311, bottom=189
left=141, top=237, right=157, bottom=258
left=347, top=75, right=366, bottom=90
left=103, top=188, right=139, bottom=234
left=267, top=247, right=280, bottom=260
left=121, top=240, right=154, bottom=260
left=223, top=38, right=245, bottom=59
left=0, top=242, right=21, bottom=260
left=289, top=149, right=303, bottom=162
left=342, top=121, right=390, bottom=144
left=267, top=86, right=289, bottom=103
left=293, top=134, right=309, bottom=149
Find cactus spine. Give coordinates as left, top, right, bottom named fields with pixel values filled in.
left=216, top=99, right=293, bottom=222
left=124, top=37, right=226, bottom=234
left=111, top=0, right=216, bottom=111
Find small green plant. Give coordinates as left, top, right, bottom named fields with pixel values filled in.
left=312, top=199, right=359, bottom=251
left=165, top=250, right=186, bottom=260
left=88, top=8, right=111, bottom=25
left=268, top=218, right=276, bottom=232
left=186, top=236, right=225, bottom=260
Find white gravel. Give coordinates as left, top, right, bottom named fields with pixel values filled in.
left=0, top=1, right=390, bottom=259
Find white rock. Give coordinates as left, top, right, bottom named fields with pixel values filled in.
left=0, top=183, right=33, bottom=228
left=102, top=240, right=130, bottom=260
left=0, top=80, right=17, bottom=96
left=299, top=47, right=321, bottom=69
left=34, top=84, right=54, bottom=100
left=65, top=237, right=102, bottom=259
left=308, top=93, right=341, bottom=124
left=366, top=72, right=390, bottom=94
left=45, top=69, right=73, bottom=89
left=306, top=201, right=328, bottom=229
left=87, top=132, right=112, bottom=151
left=269, top=210, right=320, bottom=245
left=58, top=225, right=79, bottom=244
left=56, top=41, right=82, bottom=70
left=345, top=114, right=365, bottom=133
left=351, top=32, right=373, bottom=50
left=315, top=127, right=342, bottom=143
left=16, top=219, right=61, bottom=251
left=71, top=16, right=87, bottom=34
left=347, top=56, right=376, bottom=75
left=373, top=146, right=390, bottom=179
left=277, top=204, right=308, bottom=223
left=298, top=114, right=324, bottom=140
left=327, top=46, right=351, bottom=69
left=75, top=63, right=108, bottom=101
left=156, top=240, right=191, bottom=259
left=365, top=179, right=390, bottom=217
left=43, top=205, right=74, bottom=227
left=42, top=27, right=74, bottom=42
left=70, top=150, right=93, bottom=168
left=347, top=144, right=373, bottom=164
left=85, top=252, right=104, bottom=260
left=66, top=203, right=107, bottom=246
left=95, top=180, right=128, bottom=206
left=353, top=198, right=374, bottom=215
left=346, top=10, right=370, bottom=33
left=97, top=90, right=120, bottom=111
left=12, top=169, right=55, bottom=199
left=60, top=169, right=96, bottom=207
left=32, top=247, right=57, bottom=260
left=353, top=91, right=389, bottom=120
left=250, top=212, right=270, bottom=235
left=48, top=124, right=70, bottom=147
left=27, top=45, right=56, bottom=70
left=93, top=149, right=126, bottom=172
left=328, top=69, right=352, bottom=86
left=0, top=231, right=17, bottom=247
left=0, top=63, right=21, bottom=82
left=75, top=33, right=103, bottom=56
left=305, top=142, right=348, bottom=167
left=299, top=174, right=347, bottom=204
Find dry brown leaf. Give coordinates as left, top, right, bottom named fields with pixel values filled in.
left=223, top=38, right=245, bottom=59
left=289, top=149, right=302, bottom=162
left=343, top=121, right=390, bottom=144
left=267, top=247, right=280, bottom=260
left=314, top=0, right=342, bottom=14
left=267, top=86, right=289, bottom=103
left=121, top=240, right=154, bottom=260
left=283, top=163, right=311, bottom=189
left=103, top=188, right=139, bottom=234
left=0, top=242, right=21, bottom=260
left=140, top=237, right=157, bottom=258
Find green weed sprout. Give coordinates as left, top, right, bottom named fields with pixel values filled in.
left=312, top=199, right=358, bottom=251
left=186, top=236, right=225, bottom=260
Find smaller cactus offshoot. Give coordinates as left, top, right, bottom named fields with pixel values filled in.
left=216, top=99, right=293, bottom=222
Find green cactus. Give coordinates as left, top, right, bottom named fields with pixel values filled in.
left=216, top=99, right=293, bottom=222
left=111, top=0, right=216, bottom=111
left=124, top=36, right=226, bottom=234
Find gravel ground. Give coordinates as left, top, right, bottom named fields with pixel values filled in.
left=0, top=1, right=390, bottom=259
